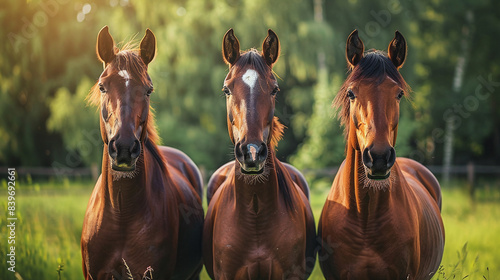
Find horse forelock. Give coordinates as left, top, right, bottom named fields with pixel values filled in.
left=230, top=49, right=273, bottom=81
left=333, top=50, right=411, bottom=143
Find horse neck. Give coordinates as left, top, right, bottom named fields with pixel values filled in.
left=233, top=150, right=281, bottom=214
left=341, top=143, right=394, bottom=218
left=100, top=142, right=163, bottom=217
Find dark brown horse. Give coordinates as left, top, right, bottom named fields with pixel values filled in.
left=318, top=30, right=445, bottom=279
left=81, top=26, right=204, bottom=280
left=203, top=29, right=316, bottom=279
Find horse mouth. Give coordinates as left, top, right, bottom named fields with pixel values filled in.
left=238, top=160, right=266, bottom=175
left=240, top=167, right=265, bottom=175
left=367, top=172, right=391, bottom=180
left=364, top=166, right=391, bottom=181
left=111, top=163, right=136, bottom=172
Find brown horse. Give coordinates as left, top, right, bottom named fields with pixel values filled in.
left=81, top=26, right=204, bottom=280
left=318, top=30, right=445, bottom=279
left=203, top=29, right=317, bottom=279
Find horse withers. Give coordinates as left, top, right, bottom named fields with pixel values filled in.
left=203, top=29, right=317, bottom=279
left=81, top=26, right=204, bottom=280
left=318, top=30, right=445, bottom=279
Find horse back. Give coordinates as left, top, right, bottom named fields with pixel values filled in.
left=281, top=162, right=310, bottom=200
left=158, top=146, right=203, bottom=200
left=397, top=157, right=442, bottom=210
left=207, top=161, right=234, bottom=205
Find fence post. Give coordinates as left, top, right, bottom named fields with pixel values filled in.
left=91, top=163, right=99, bottom=181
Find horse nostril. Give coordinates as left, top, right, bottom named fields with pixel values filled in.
left=108, top=140, right=117, bottom=159
left=235, top=143, right=244, bottom=161
left=257, top=143, right=267, bottom=161
left=387, top=147, right=396, bottom=169
left=130, top=139, right=141, bottom=159
left=362, top=148, right=373, bottom=169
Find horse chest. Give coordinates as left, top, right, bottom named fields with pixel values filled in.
left=213, top=208, right=305, bottom=277
left=324, top=208, right=415, bottom=278
left=85, top=211, right=175, bottom=277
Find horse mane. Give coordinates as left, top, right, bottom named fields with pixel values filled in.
left=275, top=160, right=295, bottom=211
left=270, top=116, right=285, bottom=151
left=268, top=116, right=293, bottom=211
left=87, top=43, right=165, bottom=169
left=333, top=50, right=411, bottom=140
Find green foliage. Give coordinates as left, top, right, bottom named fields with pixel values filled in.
left=290, top=73, right=345, bottom=171
left=47, top=77, right=101, bottom=166
left=1, top=0, right=499, bottom=170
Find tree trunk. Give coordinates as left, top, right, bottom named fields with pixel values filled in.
left=442, top=10, right=474, bottom=183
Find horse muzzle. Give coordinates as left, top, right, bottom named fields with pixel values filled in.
left=109, top=137, right=141, bottom=172
left=362, top=146, right=396, bottom=180
left=235, top=142, right=268, bottom=174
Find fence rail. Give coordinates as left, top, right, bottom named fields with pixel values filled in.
left=427, top=165, right=500, bottom=175
left=2, top=165, right=100, bottom=180
left=302, top=164, right=500, bottom=177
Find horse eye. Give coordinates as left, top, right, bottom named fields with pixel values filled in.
left=397, top=90, right=404, bottom=100
left=347, top=89, right=356, bottom=100
left=222, top=86, right=231, bottom=96
left=99, top=84, right=106, bottom=93
left=271, top=86, right=280, bottom=96
left=146, top=87, right=153, bottom=97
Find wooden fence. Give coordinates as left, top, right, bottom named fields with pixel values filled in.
left=3, top=163, right=500, bottom=184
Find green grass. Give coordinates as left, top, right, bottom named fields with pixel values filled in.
left=0, top=179, right=90, bottom=280
left=1, top=178, right=498, bottom=279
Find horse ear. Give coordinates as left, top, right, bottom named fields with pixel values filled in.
left=222, top=28, right=240, bottom=66
left=262, top=29, right=280, bottom=67
left=140, top=28, right=156, bottom=66
left=346, top=29, right=364, bottom=68
left=388, top=31, right=407, bottom=69
left=96, top=26, right=116, bottom=65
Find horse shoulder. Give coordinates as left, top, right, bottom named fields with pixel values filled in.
left=396, top=158, right=445, bottom=278
left=203, top=172, right=233, bottom=279
left=396, top=157, right=442, bottom=209
left=323, top=159, right=349, bottom=207
left=81, top=175, right=101, bottom=279
left=82, top=175, right=105, bottom=239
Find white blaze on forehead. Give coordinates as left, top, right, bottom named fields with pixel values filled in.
left=242, top=69, right=258, bottom=90
left=118, top=70, right=130, bottom=87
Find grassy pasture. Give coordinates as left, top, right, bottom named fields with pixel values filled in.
left=1, top=177, right=499, bottom=279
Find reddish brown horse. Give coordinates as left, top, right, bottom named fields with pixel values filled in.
left=203, top=29, right=316, bottom=279
left=81, top=26, right=204, bottom=280
left=318, top=30, right=445, bottom=279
